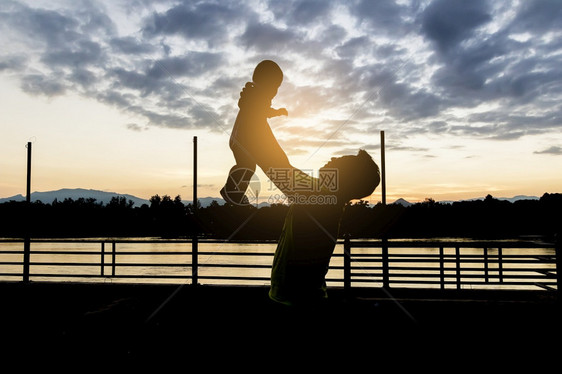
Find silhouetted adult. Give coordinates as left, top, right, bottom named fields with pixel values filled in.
left=268, top=150, right=380, bottom=306
left=222, top=60, right=380, bottom=305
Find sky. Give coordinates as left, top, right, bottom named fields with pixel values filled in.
left=1, top=0, right=561, bottom=204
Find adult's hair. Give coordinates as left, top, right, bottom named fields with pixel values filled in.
left=320, top=149, right=380, bottom=201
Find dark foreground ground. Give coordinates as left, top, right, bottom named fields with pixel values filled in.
left=1, top=282, right=560, bottom=368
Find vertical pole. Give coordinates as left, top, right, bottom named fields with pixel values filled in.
left=439, top=246, right=444, bottom=289
left=23, top=142, right=32, bottom=283
left=498, top=247, right=503, bottom=283
left=484, top=247, right=489, bottom=283
left=192, top=136, right=198, bottom=286
left=380, top=131, right=389, bottom=289
left=111, top=241, right=116, bottom=277
left=100, top=242, right=105, bottom=276
left=380, top=131, right=386, bottom=206
left=455, top=246, right=461, bottom=289
left=382, top=239, right=389, bottom=289
left=343, top=234, right=351, bottom=293
left=554, top=237, right=562, bottom=302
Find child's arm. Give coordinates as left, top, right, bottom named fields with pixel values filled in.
left=267, top=107, right=288, bottom=118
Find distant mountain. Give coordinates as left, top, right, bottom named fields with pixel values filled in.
left=391, top=198, right=412, bottom=207
left=497, top=195, right=539, bottom=203
left=439, top=195, right=539, bottom=204
left=183, top=197, right=227, bottom=207
left=0, top=188, right=232, bottom=208
left=0, top=189, right=541, bottom=208
left=0, top=188, right=150, bottom=207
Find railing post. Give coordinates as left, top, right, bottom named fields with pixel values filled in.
left=111, top=241, right=116, bottom=276
left=100, top=242, right=105, bottom=276
left=344, top=234, right=351, bottom=293
left=439, top=246, right=444, bottom=289
left=382, top=238, right=389, bottom=289
left=455, top=246, right=461, bottom=289
left=554, top=237, right=562, bottom=301
left=484, top=247, right=489, bottom=283
left=192, top=236, right=198, bottom=285
left=498, top=247, right=503, bottom=283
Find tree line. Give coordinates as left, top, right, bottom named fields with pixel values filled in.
left=0, top=193, right=560, bottom=240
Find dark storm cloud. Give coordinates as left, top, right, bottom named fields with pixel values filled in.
left=0, top=0, right=560, bottom=143
left=146, top=52, right=223, bottom=79
left=269, top=0, right=334, bottom=26
left=420, top=0, right=491, bottom=53
left=350, top=0, right=412, bottom=35
left=110, top=36, right=156, bottom=55
left=41, top=40, right=104, bottom=67
left=141, top=1, right=248, bottom=46
left=508, top=0, right=562, bottom=34
left=239, top=21, right=298, bottom=52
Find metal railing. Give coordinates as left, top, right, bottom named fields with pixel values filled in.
left=0, top=238, right=559, bottom=292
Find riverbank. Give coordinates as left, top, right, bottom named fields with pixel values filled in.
left=1, top=281, right=559, bottom=365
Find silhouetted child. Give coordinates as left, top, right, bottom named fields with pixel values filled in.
left=221, top=60, right=289, bottom=205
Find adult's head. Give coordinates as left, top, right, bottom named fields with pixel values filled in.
left=319, top=149, right=380, bottom=203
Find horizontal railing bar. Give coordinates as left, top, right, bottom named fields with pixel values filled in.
left=352, top=258, right=556, bottom=264
left=26, top=251, right=275, bottom=256
left=388, top=280, right=557, bottom=285
left=351, top=274, right=556, bottom=285
left=183, top=263, right=269, bottom=269
left=352, top=254, right=555, bottom=259
left=1, top=238, right=555, bottom=247
left=27, top=262, right=192, bottom=267
left=28, top=273, right=191, bottom=279
left=1, top=239, right=279, bottom=244
left=348, top=241, right=555, bottom=248
left=197, top=275, right=270, bottom=281
left=348, top=278, right=557, bottom=285
left=27, top=251, right=194, bottom=255
left=352, top=266, right=556, bottom=273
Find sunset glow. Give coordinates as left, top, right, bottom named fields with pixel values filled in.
left=1, top=0, right=561, bottom=204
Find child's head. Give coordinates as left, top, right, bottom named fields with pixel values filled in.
left=252, top=60, right=283, bottom=96
left=319, top=149, right=380, bottom=202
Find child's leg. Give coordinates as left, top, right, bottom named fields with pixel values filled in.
left=221, top=141, right=256, bottom=205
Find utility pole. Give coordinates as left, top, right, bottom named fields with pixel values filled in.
left=23, top=142, right=32, bottom=282
left=192, top=136, right=198, bottom=286
left=380, top=131, right=386, bottom=206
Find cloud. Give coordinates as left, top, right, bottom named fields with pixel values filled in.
left=420, top=0, right=491, bottom=54
left=0, top=0, right=560, bottom=148
left=126, top=123, right=148, bottom=132
left=350, top=0, right=411, bottom=36
left=534, top=146, right=562, bottom=155
left=20, top=74, right=66, bottom=96
left=238, top=21, right=297, bottom=52
left=141, top=1, right=247, bottom=46
left=146, top=52, right=223, bottom=80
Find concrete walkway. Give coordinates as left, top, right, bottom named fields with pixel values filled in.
left=1, top=282, right=559, bottom=366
